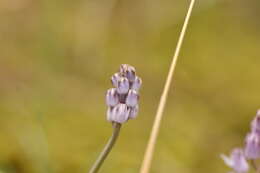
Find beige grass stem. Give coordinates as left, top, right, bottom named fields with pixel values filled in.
left=139, top=0, right=196, bottom=173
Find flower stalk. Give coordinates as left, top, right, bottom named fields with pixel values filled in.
left=250, top=160, right=258, bottom=171
left=89, top=123, right=121, bottom=173
left=89, top=64, right=142, bottom=173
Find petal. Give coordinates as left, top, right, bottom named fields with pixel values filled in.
left=221, top=154, right=234, bottom=167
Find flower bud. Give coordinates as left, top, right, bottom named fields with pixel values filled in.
left=126, top=89, right=139, bottom=107
left=131, top=76, right=142, bottom=91
left=111, top=73, right=121, bottom=87
left=129, top=105, right=139, bottom=119
left=120, top=64, right=136, bottom=82
left=119, top=64, right=128, bottom=74
left=251, top=110, right=260, bottom=134
left=117, top=77, right=129, bottom=94
left=221, top=148, right=249, bottom=173
left=107, top=104, right=130, bottom=123
left=244, top=132, right=260, bottom=159
left=106, top=88, right=119, bottom=107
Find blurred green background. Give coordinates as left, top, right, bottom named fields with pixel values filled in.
left=0, top=0, right=260, bottom=172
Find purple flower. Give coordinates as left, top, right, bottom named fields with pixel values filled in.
left=111, top=73, right=121, bottom=88
left=107, top=104, right=130, bottom=124
left=120, top=64, right=136, bottom=82
left=106, top=88, right=119, bottom=107
left=117, top=77, right=129, bottom=94
left=251, top=110, right=260, bottom=134
left=244, top=132, right=260, bottom=159
left=221, top=148, right=249, bottom=173
left=128, top=105, right=139, bottom=119
left=131, top=76, right=142, bottom=91
left=119, top=64, right=128, bottom=74
left=106, top=64, right=142, bottom=123
left=126, top=89, right=139, bottom=107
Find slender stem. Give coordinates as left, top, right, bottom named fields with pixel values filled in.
left=139, top=0, right=196, bottom=173
left=251, top=160, right=257, bottom=171
left=89, top=123, right=121, bottom=173
left=252, top=160, right=260, bottom=173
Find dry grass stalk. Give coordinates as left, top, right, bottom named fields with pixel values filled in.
left=139, top=0, right=196, bottom=172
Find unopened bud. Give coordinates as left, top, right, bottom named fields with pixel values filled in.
left=117, top=77, right=129, bottom=94
left=120, top=64, right=136, bottom=82
left=111, top=73, right=121, bottom=87
left=107, top=104, right=130, bottom=124
left=119, top=64, right=128, bottom=74
left=129, top=105, right=139, bottom=119
left=244, top=132, right=260, bottom=159
left=106, top=88, right=119, bottom=107
left=131, top=76, right=142, bottom=91
left=251, top=110, right=260, bottom=134
left=126, top=89, right=139, bottom=107
left=221, top=148, right=249, bottom=173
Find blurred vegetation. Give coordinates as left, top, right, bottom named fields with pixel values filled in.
left=0, top=0, right=260, bottom=172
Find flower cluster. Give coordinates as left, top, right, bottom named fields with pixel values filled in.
left=106, top=64, right=142, bottom=124
left=221, top=110, right=260, bottom=173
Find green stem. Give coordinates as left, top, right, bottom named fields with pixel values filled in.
left=89, top=123, right=121, bottom=173
left=251, top=160, right=259, bottom=173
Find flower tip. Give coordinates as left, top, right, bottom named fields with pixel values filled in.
left=220, top=154, right=233, bottom=167
left=257, top=109, right=260, bottom=116
left=251, top=111, right=260, bottom=134
left=119, top=64, right=136, bottom=82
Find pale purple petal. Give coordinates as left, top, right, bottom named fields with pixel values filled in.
left=117, top=77, right=129, bottom=94
left=221, top=154, right=234, bottom=168
left=221, top=148, right=249, bottom=173
left=126, top=89, right=139, bottom=107
left=106, top=88, right=119, bottom=106
left=129, top=105, right=139, bottom=119
left=251, top=110, right=260, bottom=134
left=111, top=73, right=121, bottom=87
left=131, top=76, right=142, bottom=91
left=108, top=104, right=129, bottom=124
left=244, top=132, right=260, bottom=159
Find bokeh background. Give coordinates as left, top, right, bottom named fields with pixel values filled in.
left=0, top=0, right=260, bottom=172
